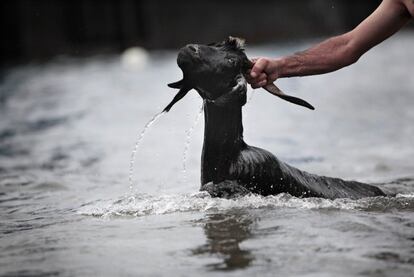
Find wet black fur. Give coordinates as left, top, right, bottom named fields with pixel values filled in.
left=166, top=37, right=386, bottom=199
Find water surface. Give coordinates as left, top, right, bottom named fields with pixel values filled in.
left=1, top=33, right=414, bottom=276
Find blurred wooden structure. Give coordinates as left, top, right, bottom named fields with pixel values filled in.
left=0, top=0, right=388, bottom=63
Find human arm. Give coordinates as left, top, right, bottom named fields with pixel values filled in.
left=248, top=0, right=411, bottom=88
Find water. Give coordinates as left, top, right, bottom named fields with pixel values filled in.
left=1, top=32, right=414, bottom=276
left=129, top=111, right=165, bottom=190
left=182, top=103, right=204, bottom=184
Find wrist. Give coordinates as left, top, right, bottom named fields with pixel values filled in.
left=270, top=58, right=284, bottom=78
left=274, top=55, right=303, bottom=78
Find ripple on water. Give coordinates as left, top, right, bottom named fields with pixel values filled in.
left=77, top=192, right=414, bottom=218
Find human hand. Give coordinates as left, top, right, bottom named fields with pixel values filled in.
left=246, top=57, right=280, bottom=89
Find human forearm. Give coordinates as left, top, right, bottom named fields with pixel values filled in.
left=276, top=34, right=360, bottom=78
left=278, top=0, right=411, bottom=78
left=248, top=0, right=410, bottom=88
left=248, top=34, right=360, bottom=87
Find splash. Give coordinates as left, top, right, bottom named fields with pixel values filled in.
left=77, top=193, right=356, bottom=218
left=129, top=111, right=165, bottom=190
left=78, top=192, right=414, bottom=218
left=182, top=104, right=204, bottom=183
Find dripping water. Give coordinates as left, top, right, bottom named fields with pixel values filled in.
left=180, top=90, right=252, bottom=185
left=129, top=111, right=165, bottom=190
left=182, top=103, right=204, bottom=184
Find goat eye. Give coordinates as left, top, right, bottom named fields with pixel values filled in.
left=227, top=58, right=235, bottom=65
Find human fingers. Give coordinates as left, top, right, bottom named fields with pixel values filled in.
left=246, top=72, right=266, bottom=83
left=248, top=73, right=267, bottom=88
left=267, top=73, right=279, bottom=83
left=250, top=58, right=269, bottom=78
left=251, top=78, right=268, bottom=88
left=246, top=72, right=268, bottom=84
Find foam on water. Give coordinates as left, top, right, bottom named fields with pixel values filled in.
left=78, top=191, right=414, bottom=218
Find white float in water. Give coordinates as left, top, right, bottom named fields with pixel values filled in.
left=121, top=46, right=149, bottom=70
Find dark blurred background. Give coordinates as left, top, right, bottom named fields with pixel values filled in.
left=1, top=0, right=410, bottom=65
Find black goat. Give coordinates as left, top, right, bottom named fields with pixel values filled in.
left=164, top=37, right=385, bottom=199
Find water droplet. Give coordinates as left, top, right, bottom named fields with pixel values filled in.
left=129, top=111, right=165, bottom=190
left=182, top=104, right=204, bottom=184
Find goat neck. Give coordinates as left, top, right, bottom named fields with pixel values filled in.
left=200, top=88, right=247, bottom=185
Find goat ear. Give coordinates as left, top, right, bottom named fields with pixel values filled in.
left=168, top=79, right=184, bottom=89
left=263, top=84, right=315, bottom=110
left=225, top=36, right=246, bottom=50
left=163, top=87, right=191, bottom=112
left=245, top=59, right=314, bottom=110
